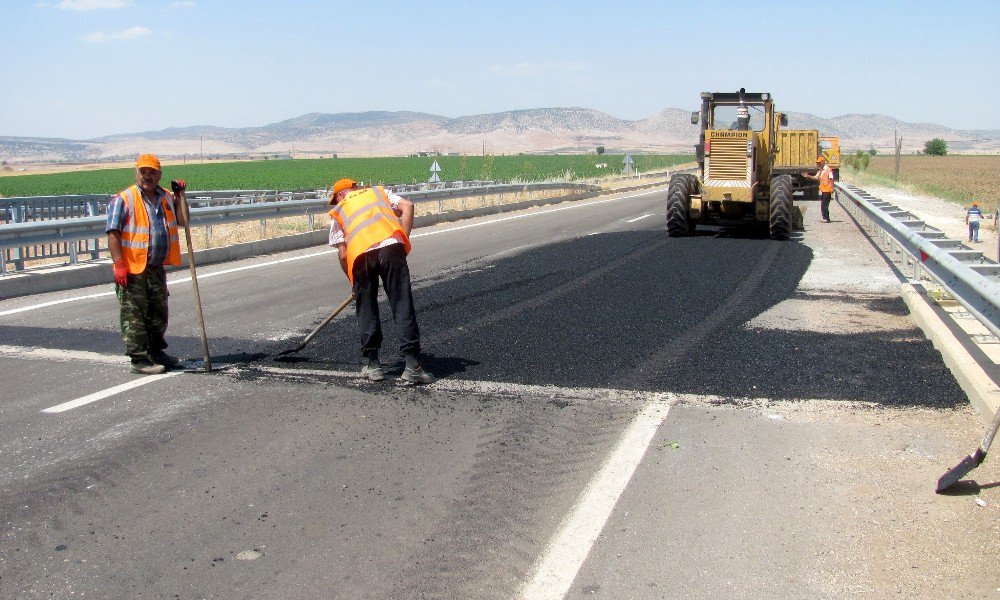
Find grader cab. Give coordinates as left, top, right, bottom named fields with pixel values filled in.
left=666, top=88, right=794, bottom=240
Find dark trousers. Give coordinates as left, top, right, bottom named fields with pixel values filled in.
left=116, top=265, right=169, bottom=362
left=352, top=244, right=420, bottom=359
left=820, top=191, right=832, bottom=221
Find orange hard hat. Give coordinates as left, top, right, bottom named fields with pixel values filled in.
left=816, top=155, right=826, bottom=163
left=135, top=153, right=161, bottom=171
left=329, top=178, right=358, bottom=204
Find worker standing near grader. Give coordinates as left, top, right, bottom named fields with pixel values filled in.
left=804, top=155, right=836, bottom=222
left=327, top=178, right=435, bottom=385
left=105, top=154, right=186, bottom=375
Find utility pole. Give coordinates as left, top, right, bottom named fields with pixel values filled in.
left=200, top=135, right=204, bottom=164
left=894, top=130, right=902, bottom=181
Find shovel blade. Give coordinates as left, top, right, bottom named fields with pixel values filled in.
left=275, top=344, right=305, bottom=358
left=936, top=449, right=987, bottom=493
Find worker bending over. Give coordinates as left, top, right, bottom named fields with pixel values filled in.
left=328, top=178, right=434, bottom=384
left=105, top=154, right=187, bottom=374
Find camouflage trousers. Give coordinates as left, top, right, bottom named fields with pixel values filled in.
left=116, top=265, right=169, bottom=362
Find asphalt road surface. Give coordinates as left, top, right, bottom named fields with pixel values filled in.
left=1, top=187, right=997, bottom=599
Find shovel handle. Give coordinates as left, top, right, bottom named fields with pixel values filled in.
left=178, top=192, right=212, bottom=371
left=980, top=404, right=1000, bottom=453
left=300, top=293, right=356, bottom=348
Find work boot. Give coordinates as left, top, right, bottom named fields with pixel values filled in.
left=150, top=351, right=180, bottom=368
left=400, top=365, right=435, bottom=385
left=361, top=361, right=385, bottom=382
left=130, top=359, right=166, bottom=375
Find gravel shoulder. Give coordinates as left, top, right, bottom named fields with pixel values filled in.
left=843, top=175, right=999, bottom=261
left=780, top=192, right=999, bottom=598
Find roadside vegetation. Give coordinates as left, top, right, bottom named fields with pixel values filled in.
left=0, top=154, right=693, bottom=197
left=844, top=154, right=999, bottom=213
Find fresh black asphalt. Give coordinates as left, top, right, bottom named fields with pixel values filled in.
left=0, top=192, right=971, bottom=599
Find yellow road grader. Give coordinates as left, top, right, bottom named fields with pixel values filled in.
left=667, top=88, right=796, bottom=240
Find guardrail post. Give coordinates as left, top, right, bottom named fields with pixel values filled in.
left=250, top=194, right=267, bottom=236
left=86, top=199, right=101, bottom=260
left=10, top=205, right=24, bottom=271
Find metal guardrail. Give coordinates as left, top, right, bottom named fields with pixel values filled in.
left=837, top=182, right=1000, bottom=340
left=0, top=181, right=513, bottom=224
left=0, top=181, right=599, bottom=273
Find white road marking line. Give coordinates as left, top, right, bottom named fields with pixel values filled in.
left=409, top=189, right=662, bottom=239
left=42, top=372, right=180, bottom=413
left=0, top=252, right=338, bottom=318
left=0, top=344, right=125, bottom=365
left=0, top=291, right=117, bottom=317
left=1, top=188, right=663, bottom=317
left=253, top=365, right=678, bottom=403
left=236, top=366, right=890, bottom=414
left=626, top=213, right=654, bottom=223
left=519, top=399, right=672, bottom=600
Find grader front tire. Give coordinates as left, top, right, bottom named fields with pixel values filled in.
left=769, top=175, right=793, bottom=241
left=666, top=174, right=697, bottom=237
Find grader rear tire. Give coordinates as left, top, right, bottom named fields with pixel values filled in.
left=769, top=174, right=793, bottom=241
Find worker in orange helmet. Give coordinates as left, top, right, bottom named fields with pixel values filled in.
left=105, top=153, right=188, bottom=374
left=804, top=155, right=835, bottom=222
left=327, top=178, right=434, bottom=384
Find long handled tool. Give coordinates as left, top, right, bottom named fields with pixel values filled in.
left=172, top=180, right=212, bottom=372
left=276, top=293, right=355, bottom=358
left=936, top=406, right=1000, bottom=493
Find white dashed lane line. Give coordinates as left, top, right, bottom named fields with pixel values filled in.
left=42, top=372, right=180, bottom=413
left=519, top=399, right=672, bottom=599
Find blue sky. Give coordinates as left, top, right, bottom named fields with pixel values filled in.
left=2, top=0, right=998, bottom=139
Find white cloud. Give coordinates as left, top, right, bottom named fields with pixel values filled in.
left=490, top=62, right=587, bottom=77
left=81, top=26, right=151, bottom=43
left=58, top=0, right=130, bottom=9
left=169, top=0, right=196, bottom=7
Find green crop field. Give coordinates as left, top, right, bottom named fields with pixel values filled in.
left=0, top=154, right=694, bottom=198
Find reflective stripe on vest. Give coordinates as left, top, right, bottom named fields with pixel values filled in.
left=818, top=166, right=834, bottom=193
left=328, top=186, right=411, bottom=283
left=118, top=185, right=182, bottom=274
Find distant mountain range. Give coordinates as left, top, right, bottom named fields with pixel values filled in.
left=2, top=108, right=998, bottom=165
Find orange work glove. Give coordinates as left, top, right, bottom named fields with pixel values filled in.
left=113, top=259, right=129, bottom=287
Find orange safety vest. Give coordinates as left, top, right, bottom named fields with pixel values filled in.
left=117, top=185, right=182, bottom=274
left=818, top=165, right=835, bottom=193
left=328, top=186, right=411, bottom=283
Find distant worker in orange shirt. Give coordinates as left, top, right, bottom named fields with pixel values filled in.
left=805, top=155, right=835, bottom=223
left=328, top=178, right=435, bottom=385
